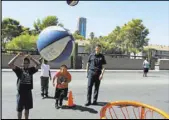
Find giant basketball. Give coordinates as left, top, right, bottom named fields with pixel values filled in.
left=36, top=26, right=75, bottom=63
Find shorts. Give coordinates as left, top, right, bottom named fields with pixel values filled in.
left=16, top=90, right=33, bottom=112
left=144, top=68, right=149, bottom=73
left=54, top=88, right=68, bottom=99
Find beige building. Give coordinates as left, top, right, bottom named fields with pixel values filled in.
left=144, top=45, right=169, bottom=59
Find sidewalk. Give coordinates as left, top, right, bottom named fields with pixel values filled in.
left=2, top=69, right=168, bottom=72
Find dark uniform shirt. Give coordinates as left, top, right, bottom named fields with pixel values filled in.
left=88, top=53, right=107, bottom=71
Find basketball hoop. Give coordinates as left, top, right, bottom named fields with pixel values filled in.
left=100, top=101, right=169, bottom=119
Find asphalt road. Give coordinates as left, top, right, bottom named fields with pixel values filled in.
left=2, top=71, right=169, bottom=119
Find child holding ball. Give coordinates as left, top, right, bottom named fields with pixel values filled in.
left=53, top=65, right=72, bottom=109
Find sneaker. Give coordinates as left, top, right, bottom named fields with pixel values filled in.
left=45, top=94, right=48, bottom=98
left=85, top=102, right=91, bottom=106
left=41, top=93, right=44, bottom=98
left=92, top=101, right=98, bottom=105
left=55, top=103, right=59, bottom=109
left=59, top=104, right=62, bottom=108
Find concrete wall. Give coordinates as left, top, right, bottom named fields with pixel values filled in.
left=82, top=56, right=145, bottom=70
left=159, top=60, right=169, bottom=70
left=2, top=54, right=71, bottom=69
left=2, top=54, right=158, bottom=70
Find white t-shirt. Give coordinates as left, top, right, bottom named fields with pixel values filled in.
left=143, top=60, right=149, bottom=68
left=40, top=64, right=50, bottom=77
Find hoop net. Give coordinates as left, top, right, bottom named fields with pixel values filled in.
left=100, top=101, right=169, bottom=119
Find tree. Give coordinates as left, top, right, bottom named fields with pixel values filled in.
left=89, top=32, right=95, bottom=40
left=33, top=16, right=61, bottom=34
left=33, top=18, right=42, bottom=34
left=29, top=29, right=39, bottom=36
left=74, top=30, right=80, bottom=34
left=6, top=34, right=38, bottom=50
left=99, top=36, right=103, bottom=39
left=41, top=16, right=58, bottom=29
left=72, top=30, right=85, bottom=40
left=85, top=34, right=111, bottom=53
left=85, top=37, right=100, bottom=53
left=98, top=36, right=112, bottom=53
left=21, top=27, right=31, bottom=35
left=2, top=18, right=28, bottom=48
left=84, top=19, right=149, bottom=55
left=58, top=23, right=64, bottom=27
left=121, top=19, right=149, bottom=56
left=106, top=26, right=125, bottom=54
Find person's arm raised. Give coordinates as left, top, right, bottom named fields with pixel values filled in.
left=39, top=57, right=43, bottom=65
left=8, top=53, right=22, bottom=69
left=26, top=54, right=40, bottom=69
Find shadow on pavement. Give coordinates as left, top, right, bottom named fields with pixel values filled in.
left=43, top=96, right=68, bottom=100
left=61, top=105, right=98, bottom=114
left=147, top=76, right=160, bottom=78
left=92, top=102, right=108, bottom=106
left=43, top=96, right=55, bottom=99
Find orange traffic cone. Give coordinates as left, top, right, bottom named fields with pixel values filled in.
left=67, top=90, right=76, bottom=107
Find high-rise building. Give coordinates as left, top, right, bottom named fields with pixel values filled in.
left=77, top=17, right=87, bottom=38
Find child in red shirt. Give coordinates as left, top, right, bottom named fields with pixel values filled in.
left=53, top=65, right=71, bottom=109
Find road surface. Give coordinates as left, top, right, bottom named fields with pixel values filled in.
left=2, top=70, right=169, bottom=119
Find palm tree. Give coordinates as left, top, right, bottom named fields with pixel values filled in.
left=90, top=32, right=94, bottom=40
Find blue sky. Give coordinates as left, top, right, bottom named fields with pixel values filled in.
left=2, top=1, right=169, bottom=45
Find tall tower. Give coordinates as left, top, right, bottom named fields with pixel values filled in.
left=77, top=17, right=87, bottom=39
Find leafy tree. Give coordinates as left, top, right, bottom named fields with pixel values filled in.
left=99, top=36, right=103, bottom=39
left=101, top=19, right=150, bottom=55
left=121, top=19, right=149, bottom=55
left=98, top=36, right=112, bottom=53
left=107, top=26, right=123, bottom=54
left=41, top=16, right=58, bottom=29
left=6, top=34, right=38, bottom=50
left=58, top=23, right=64, bottom=27
left=33, top=18, right=42, bottom=34
left=21, top=27, right=31, bottom=35
left=89, top=32, right=95, bottom=40
left=73, top=30, right=85, bottom=40
left=2, top=18, right=28, bottom=48
left=74, top=30, right=80, bottom=34
left=33, top=16, right=62, bottom=34
left=29, top=29, right=39, bottom=36
left=85, top=19, right=149, bottom=55
left=85, top=37, right=100, bottom=52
